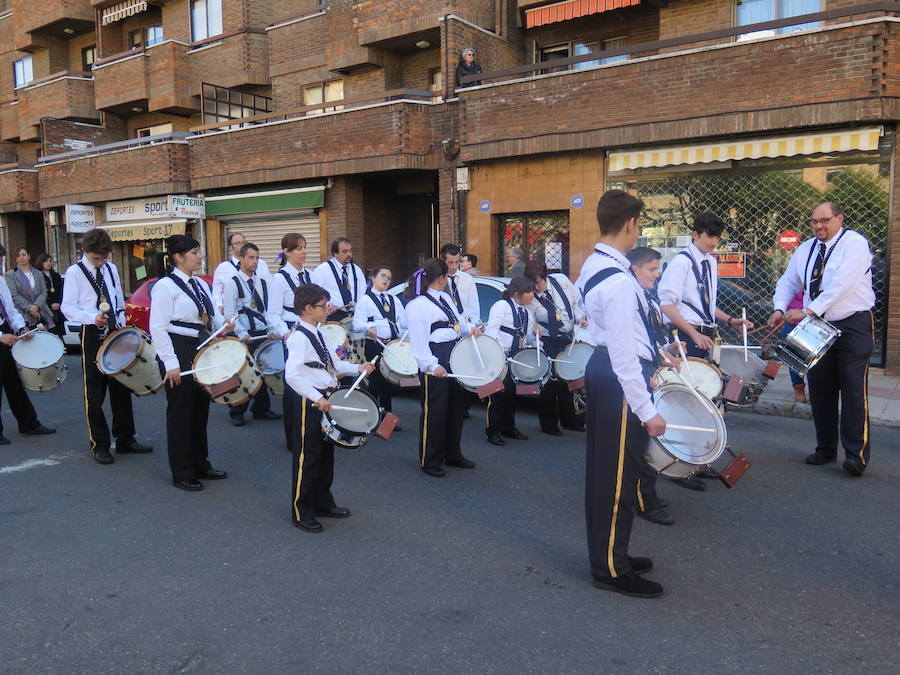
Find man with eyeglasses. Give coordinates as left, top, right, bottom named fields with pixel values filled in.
left=767, top=202, right=876, bottom=477
left=212, top=231, right=271, bottom=312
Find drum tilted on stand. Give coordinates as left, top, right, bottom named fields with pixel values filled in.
left=717, top=346, right=778, bottom=407
left=95, top=326, right=163, bottom=396
left=11, top=331, right=67, bottom=392
left=192, top=337, right=262, bottom=407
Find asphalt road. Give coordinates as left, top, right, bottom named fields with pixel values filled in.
left=1, top=354, right=898, bottom=674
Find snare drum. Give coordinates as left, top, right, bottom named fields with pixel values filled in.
left=255, top=338, right=286, bottom=396
left=717, top=347, right=771, bottom=407
left=95, top=326, right=163, bottom=396
left=192, top=337, right=263, bottom=407
left=11, top=331, right=67, bottom=392
left=777, top=315, right=841, bottom=376
left=448, top=335, right=508, bottom=392
left=509, top=347, right=551, bottom=387
left=379, top=339, right=419, bottom=386
left=322, top=386, right=382, bottom=449
left=646, top=382, right=727, bottom=478
left=654, top=357, right=723, bottom=400
left=319, top=322, right=350, bottom=361
left=553, top=341, right=595, bottom=382
left=341, top=316, right=368, bottom=364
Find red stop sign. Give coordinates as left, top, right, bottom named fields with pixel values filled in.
left=778, top=229, right=801, bottom=250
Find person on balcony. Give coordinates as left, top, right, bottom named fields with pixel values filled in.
left=456, top=47, right=482, bottom=89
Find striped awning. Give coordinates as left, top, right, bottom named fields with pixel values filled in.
left=525, top=0, right=641, bottom=29
left=608, top=127, right=883, bottom=172
left=101, top=0, right=149, bottom=26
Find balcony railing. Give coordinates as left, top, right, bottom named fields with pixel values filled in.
left=38, top=132, right=192, bottom=164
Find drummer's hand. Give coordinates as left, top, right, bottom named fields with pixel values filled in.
left=21, top=331, right=33, bottom=342
left=317, top=396, right=332, bottom=413
left=534, top=326, right=544, bottom=335
left=359, top=363, right=375, bottom=376
left=645, top=414, right=666, bottom=437
left=666, top=341, right=685, bottom=357
left=691, top=331, right=715, bottom=351
left=223, top=320, right=235, bottom=333
left=784, top=309, right=806, bottom=324
left=0, top=334, right=16, bottom=347
left=94, top=313, right=108, bottom=327
left=735, top=318, right=754, bottom=330
left=367, top=327, right=377, bottom=338
left=241, top=334, right=251, bottom=344
left=51, top=303, right=60, bottom=311
left=579, top=318, right=589, bottom=328
left=469, top=325, right=483, bottom=338
left=432, top=365, right=448, bottom=378
left=163, top=368, right=181, bottom=388
left=766, top=310, right=784, bottom=329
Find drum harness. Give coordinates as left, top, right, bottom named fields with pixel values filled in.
left=676, top=250, right=716, bottom=333
left=277, top=268, right=309, bottom=317
left=76, top=262, right=120, bottom=335
left=231, top=274, right=269, bottom=336
left=364, top=290, right=399, bottom=340
left=294, top=323, right=337, bottom=378
left=166, top=274, right=214, bottom=336
left=500, top=298, right=529, bottom=351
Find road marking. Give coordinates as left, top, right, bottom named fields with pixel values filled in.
left=0, top=452, right=75, bottom=475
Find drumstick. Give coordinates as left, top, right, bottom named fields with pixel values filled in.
left=507, top=357, right=533, bottom=368
left=178, top=364, right=224, bottom=377
left=741, top=307, right=748, bottom=363
left=673, top=331, right=697, bottom=388
left=664, top=424, right=716, bottom=433
left=471, top=335, right=485, bottom=369
left=657, top=348, right=710, bottom=408
left=17, top=326, right=44, bottom=339
left=248, top=334, right=270, bottom=341
left=196, top=314, right=239, bottom=351
left=429, top=373, right=485, bottom=380
left=344, top=354, right=380, bottom=398
left=549, top=358, right=576, bottom=364
left=313, top=403, right=370, bottom=413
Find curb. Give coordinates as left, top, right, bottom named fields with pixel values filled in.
left=729, top=397, right=899, bottom=428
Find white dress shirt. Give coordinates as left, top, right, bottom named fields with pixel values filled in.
left=407, top=289, right=471, bottom=373
left=222, top=270, right=270, bottom=340
left=61, top=256, right=127, bottom=326
left=773, top=228, right=875, bottom=321
left=311, top=257, right=367, bottom=309
left=445, top=270, right=481, bottom=324
left=352, top=290, right=407, bottom=339
left=528, top=272, right=584, bottom=335
left=576, top=243, right=658, bottom=423
left=485, top=298, right=535, bottom=353
left=212, top=256, right=271, bottom=310
left=658, top=242, right=719, bottom=328
left=0, top=277, right=26, bottom=331
left=266, top=262, right=312, bottom=338
left=284, top=318, right=359, bottom=401
left=150, top=269, right=224, bottom=371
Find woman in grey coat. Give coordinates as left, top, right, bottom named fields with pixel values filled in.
left=6, top=247, right=55, bottom=330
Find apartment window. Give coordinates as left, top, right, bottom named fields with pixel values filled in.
left=136, top=123, right=174, bottom=138
left=82, top=45, right=97, bottom=71
left=13, top=56, right=33, bottom=89
left=737, top=0, right=821, bottom=40
left=192, top=0, right=224, bottom=42
left=303, top=80, right=344, bottom=114
left=201, top=83, right=273, bottom=126
left=540, top=40, right=626, bottom=72
left=600, top=37, right=628, bottom=65
left=573, top=41, right=600, bottom=69
left=129, top=25, right=164, bottom=48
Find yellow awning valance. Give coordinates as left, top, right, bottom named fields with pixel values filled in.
left=608, top=127, right=883, bottom=172
left=101, top=0, right=149, bottom=26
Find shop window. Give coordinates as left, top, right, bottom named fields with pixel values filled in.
left=192, top=0, right=224, bottom=42
left=201, top=83, right=273, bottom=126
left=129, top=25, right=164, bottom=49
left=136, top=123, right=174, bottom=138
left=13, top=56, right=33, bottom=89
left=82, top=45, right=97, bottom=71
left=737, top=0, right=821, bottom=40
left=498, top=211, right=570, bottom=275
left=302, top=80, right=344, bottom=114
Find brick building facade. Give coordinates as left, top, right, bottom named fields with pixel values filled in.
left=0, top=0, right=897, bottom=369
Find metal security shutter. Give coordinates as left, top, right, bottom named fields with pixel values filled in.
left=220, top=209, right=321, bottom=270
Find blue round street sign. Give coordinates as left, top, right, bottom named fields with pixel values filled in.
left=479, top=200, right=491, bottom=213
left=571, top=194, right=584, bottom=209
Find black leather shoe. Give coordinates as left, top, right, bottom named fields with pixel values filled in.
left=658, top=498, right=668, bottom=508
left=502, top=428, right=529, bottom=440
left=197, top=468, right=227, bottom=480
left=697, top=468, right=718, bottom=479
left=563, top=424, right=586, bottom=432
left=116, top=438, right=153, bottom=454
left=93, top=449, right=114, bottom=465
left=446, top=457, right=475, bottom=469
left=487, top=432, right=506, bottom=446
left=22, top=424, right=55, bottom=436
left=593, top=571, right=663, bottom=598
left=0, top=435, right=9, bottom=445
left=422, top=467, right=445, bottom=478
left=628, top=556, right=653, bottom=575
left=806, top=451, right=837, bottom=465
left=671, top=475, right=706, bottom=491
left=295, top=518, right=323, bottom=533
left=173, top=478, right=203, bottom=491
left=542, top=428, right=563, bottom=436
left=315, top=506, right=351, bottom=518
left=843, top=457, right=865, bottom=476
left=252, top=410, right=282, bottom=420
left=230, top=416, right=246, bottom=427
left=637, top=507, right=674, bottom=526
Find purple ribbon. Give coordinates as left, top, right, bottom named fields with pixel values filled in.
left=413, top=268, right=425, bottom=295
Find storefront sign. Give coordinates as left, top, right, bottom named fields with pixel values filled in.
left=102, top=220, right=186, bottom=242
left=712, top=252, right=746, bottom=278
left=105, top=195, right=205, bottom=222
left=778, top=229, right=801, bottom=250
left=65, top=204, right=98, bottom=233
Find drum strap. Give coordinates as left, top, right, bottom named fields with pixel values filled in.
left=231, top=275, right=268, bottom=330
left=548, top=276, right=574, bottom=323
left=580, top=266, right=625, bottom=300
left=423, top=293, right=460, bottom=335
left=294, top=323, right=335, bottom=373
left=167, top=274, right=214, bottom=330
left=503, top=298, right=527, bottom=348
left=365, top=290, right=399, bottom=339
left=677, top=251, right=714, bottom=325
left=327, top=260, right=358, bottom=305
left=76, top=262, right=118, bottom=327
left=802, top=228, right=850, bottom=299
left=635, top=295, right=661, bottom=368
left=535, top=291, right=562, bottom=337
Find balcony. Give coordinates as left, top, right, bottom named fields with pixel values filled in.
left=187, top=31, right=270, bottom=97
left=354, top=0, right=496, bottom=45
left=94, top=40, right=195, bottom=115
left=37, top=133, right=192, bottom=207
left=13, top=0, right=94, bottom=50
left=0, top=164, right=39, bottom=212
left=17, top=72, right=99, bottom=141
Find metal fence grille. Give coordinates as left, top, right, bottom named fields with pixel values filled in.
left=498, top=211, right=570, bottom=275
left=610, top=159, right=890, bottom=366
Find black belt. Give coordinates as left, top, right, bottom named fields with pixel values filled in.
left=692, top=325, right=718, bottom=337
left=171, top=320, right=205, bottom=331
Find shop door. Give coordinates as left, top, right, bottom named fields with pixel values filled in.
left=498, top=211, right=570, bottom=275
left=221, top=210, right=321, bottom=271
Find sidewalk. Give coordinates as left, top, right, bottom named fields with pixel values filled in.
left=732, top=366, right=900, bottom=427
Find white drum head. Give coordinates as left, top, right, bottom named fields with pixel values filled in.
left=717, top=347, right=766, bottom=383
left=554, top=342, right=594, bottom=381
left=327, top=388, right=380, bottom=433
left=449, top=335, right=507, bottom=389
left=194, top=338, right=249, bottom=385
left=255, top=339, right=285, bottom=376
left=12, top=332, right=64, bottom=368
left=655, top=358, right=723, bottom=399
left=509, top=348, right=550, bottom=383
left=652, top=383, right=726, bottom=467
left=382, top=340, right=418, bottom=376
left=319, top=322, right=349, bottom=359
left=98, top=328, right=143, bottom=374
left=573, top=324, right=595, bottom=347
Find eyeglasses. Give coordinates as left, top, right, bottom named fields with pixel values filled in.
left=312, top=302, right=328, bottom=309
left=810, top=216, right=836, bottom=225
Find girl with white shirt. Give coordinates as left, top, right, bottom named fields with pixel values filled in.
left=150, top=235, right=233, bottom=492
left=405, top=258, right=481, bottom=478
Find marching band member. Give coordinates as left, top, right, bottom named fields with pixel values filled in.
left=406, top=258, right=480, bottom=477
left=266, top=233, right=313, bottom=453
left=575, top=190, right=668, bottom=598
left=441, top=244, right=480, bottom=325
left=312, top=238, right=366, bottom=321
left=351, top=266, right=406, bottom=424
left=523, top=261, right=587, bottom=436
left=484, top=276, right=537, bottom=446
left=212, top=231, right=271, bottom=312
left=151, top=235, right=232, bottom=491
left=221, top=242, right=281, bottom=427
left=285, top=283, right=374, bottom=532
left=767, top=202, right=876, bottom=476
left=61, top=228, right=147, bottom=464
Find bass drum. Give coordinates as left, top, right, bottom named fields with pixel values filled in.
left=95, top=326, right=163, bottom=396
left=11, top=331, right=67, bottom=392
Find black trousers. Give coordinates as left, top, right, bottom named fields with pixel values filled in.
left=585, top=347, right=653, bottom=581
left=419, top=341, right=466, bottom=471
left=486, top=372, right=517, bottom=435
left=291, top=397, right=337, bottom=523
left=637, top=461, right=662, bottom=513
left=537, top=335, right=579, bottom=432
left=165, top=333, right=213, bottom=481
left=80, top=325, right=135, bottom=453
left=0, top=327, right=39, bottom=435
left=364, top=339, right=393, bottom=413
left=807, top=310, right=873, bottom=465
left=231, top=337, right=271, bottom=418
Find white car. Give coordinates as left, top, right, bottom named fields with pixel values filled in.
left=387, top=276, right=510, bottom=324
